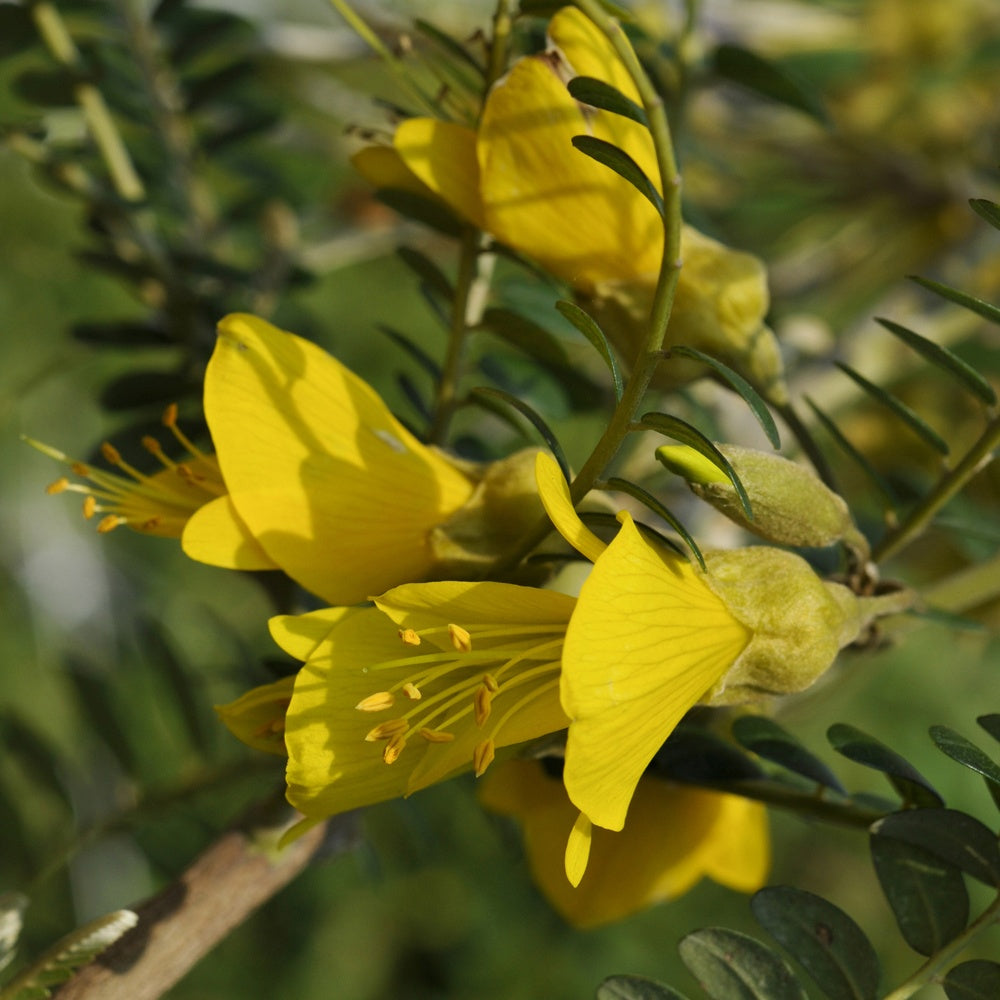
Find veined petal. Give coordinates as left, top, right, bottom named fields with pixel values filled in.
left=480, top=761, right=768, bottom=928
left=182, top=494, right=278, bottom=570
left=534, top=452, right=606, bottom=563
left=283, top=586, right=570, bottom=819
left=394, top=118, right=486, bottom=229
left=203, top=314, right=475, bottom=605
left=269, top=606, right=360, bottom=662
left=478, top=52, right=661, bottom=289
left=562, top=514, right=750, bottom=831
left=215, top=675, right=295, bottom=756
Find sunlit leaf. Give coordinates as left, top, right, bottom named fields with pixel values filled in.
left=751, top=886, right=879, bottom=1000
left=570, top=135, right=664, bottom=216
left=732, top=716, right=845, bottom=793
left=556, top=300, right=623, bottom=402
left=910, top=275, right=1000, bottom=327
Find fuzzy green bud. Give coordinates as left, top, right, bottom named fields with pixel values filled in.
left=658, top=443, right=864, bottom=553
left=702, top=547, right=863, bottom=703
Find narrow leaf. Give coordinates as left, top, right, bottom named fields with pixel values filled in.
left=827, top=723, right=943, bottom=807
left=712, top=44, right=828, bottom=123
left=597, top=974, right=690, bottom=1000
left=567, top=76, right=647, bottom=125
left=556, top=300, right=623, bottom=401
left=803, top=397, right=896, bottom=507
left=910, top=275, right=1000, bottom=327
left=873, top=809, right=1000, bottom=886
left=944, top=960, right=1000, bottom=1000
left=571, top=135, right=664, bottom=216
left=468, top=387, right=570, bottom=482
left=870, top=833, right=968, bottom=956
left=652, top=726, right=765, bottom=784
left=643, top=413, right=752, bottom=517
left=732, top=716, right=845, bottom=794
left=414, top=18, right=486, bottom=76
left=875, top=318, right=996, bottom=406
left=670, top=346, right=780, bottom=448
left=376, top=325, right=441, bottom=379
left=977, top=715, right=1000, bottom=745
left=376, top=189, right=463, bottom=238
left=835, top=362, right=949, bottom=455
left=397, top=372, right=432, bottom=423
left=396, top=245, right=454, bottom=300
left=604, top=477, right=705, bottom=569
left=930, top=725, right=1000, bottom=809
left=0, top=5, right=37, bottom=57
left=679, top=927, right=808, bottom=1000
left=968, top=199, right=1000, bottom=231
left=751, top=886, right=879, bottom=1000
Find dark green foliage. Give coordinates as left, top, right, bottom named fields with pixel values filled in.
left=910, top=276, right=1000, bottom=328
left=597, top=975, right=691, bottom=1000
left=568, top=76, right=647, bottom=125
left=556, top=299, right=623, bottom=401
left=732, top=716, right=845, bottom=794
left=930, top=725, right=1000, bottom=810
left=570, top=135, right=664, bottom=216
left=944, top=961, right=1000, bottom=1000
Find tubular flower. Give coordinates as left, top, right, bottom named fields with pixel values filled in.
left=353, top=6, right=785, bottom=398
left=180, top=313, right=484, bottom=605
left=29, top=405, right=229, bottom=538
left=243, top=580, right=574, bottom=824
left=535, top=452, right=866, bottom=880
left=480, top=760, right=769, bottom=928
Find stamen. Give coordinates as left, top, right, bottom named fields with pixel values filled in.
left=365, top=718, right=409, bottom=742
left=402, top=682, right=422, bottom=701
left=356, top=691, right=395, bottom=712
left=383, top=734, right=406, bottom=764
left=97, top=514, right=125, bottom=533
left=82, top=496, right=97, bottom=519
left=474, top=684, right=493, bottom=727
left=482, top=673, right=499, bottom=693
left=448, top=624, right=472, bottom=652
left=419, top=728, right=455, bottom=743
left=399, top=628, right=421, bottom=646
left=46, top=477, right=69, bottom=495
left=473, top=739, right=495, bottom=777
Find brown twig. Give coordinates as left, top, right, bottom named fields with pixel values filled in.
left=54, top=809, right=357, bottom=1000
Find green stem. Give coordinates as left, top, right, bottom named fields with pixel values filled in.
left=486, top=0, right=514, bottom=90
left=881, top=892, right=1000, bottom=1000
left=873, top=412, right=1000, bottom=563
left=30, top=0, right=145, bottom=202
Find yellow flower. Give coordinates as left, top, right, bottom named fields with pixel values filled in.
left=215, top=675, right=295, bottom=756
left=480, top=760, right=769, bottom=928
left=354, top=6, right=784, bottom=397
left=180, top=312, right=478, bottom=605
left=255, top=580, right=574, bottom=821
left=29, top=405, right=228, bottom=537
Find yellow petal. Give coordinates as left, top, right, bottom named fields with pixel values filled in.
left=700, top=794, right=771, bottom=893
left=565, top=811, right=592, bottom=887
left=269, top=606, right=359, bottom=662
left=478, top=36, right=660, bottom=288
left=394, top=118, right=486, bottom=229
left=350, top=144, right=436, bottom=200
left=182, top=494, right=279, bottom=570
left=562, top=514, right=750, bottom=830
left=215, top=675, right=295, bottom=756
left=534, top=452, right=606, bottom=563
left=204, top=314, right=474, bottom=605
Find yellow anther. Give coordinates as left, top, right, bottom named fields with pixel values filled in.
left=140, top=516, right=162, bottom=530
left=46, top=477, right=69, bottom=495
left=141, top=435, right=166, bottom=456
left=71, top=462, right=90, bottom=476
left=101, top=442, right=123, bottom=465
left=399, top=628, right=421, bottom=646
left=383, top=734, right=406, bottom=764
left=364, top=718, right=409, bottom=742
left=97, top=514, right=125, bottom=533
left=162, top=403, right=178, bottom=428
left=449, top=624, right=472, bottom=652
left=473, top=739, right=495, bottom=777
left=419, top=728, right=456, bottom=743
left=177, top=463, right=204, bottom=483
left=402, top=682, right=422, bottom=701
left=355, top=691, right=395, bottom=712
left=82, top=496, right=97, bottom=519
left=474, top=684, right=493, bottom=727
left=482, top=673, right=499, bottom=693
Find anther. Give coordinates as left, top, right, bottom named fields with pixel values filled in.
left=162, top=403, right=178, bottom=428
left=364, top=718, right=409, bottom=742
left=399, top=628, right=421, bottom=646
left=449, top=624, right=472, bottom=652
left=402, top=682, right=421, bottom=701
left=101, top=442, right=123, bottom=466
left=82, top=496, right=97, bottom=519
left=383, top=734, right=406, bottom=764
left=46, top=477, right=69, bottom=495
left=482, top=673, right=499, bottom=693
left=474, top=685, right=493, bottom=726
left=355, top=691, right=395, bottom=712
left=473, top=739, right=495, bottom=777
left=71, top=462, right=90, bottom=476
left=419, top=728, right=455, bottom=743
left=97, top=514, right=125, bottom=533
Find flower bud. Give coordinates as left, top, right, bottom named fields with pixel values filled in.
left=701, top=547, right=863, bottom=703
left=657, top=443, right=862, bottom=552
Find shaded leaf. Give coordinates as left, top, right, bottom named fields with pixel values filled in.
left=556, top=300, right=623, bottom=402
left=644, top=413, right=752, bottom=517
left=12, top=69, right=77, bottom=108
left=597, top=974, right=690, bottom=1000
left=827, top=723, right=943, bottom=807
left=712, top=44, right=828, bottom=124
left=468, top=387, right=570, bottom=481
left=679, top=927, right=808, bottom=1000
left=604, top=477, right=704, bottom=569
left=977, top=714, right=1000, bottom=745
left=568, top=76, right=647, bottom=125
left=944, top=960, right=1000, bottom=1000
left=968, top=199, right=1000, bottom=231
left=670, top=346, right=780, bottom=448
left=875, top=318, right=996, bottom=406
left=397, top=371, right=432, bottom=423
left=0, top=6, right=39, bottom=58
left=396, top=245, right=454, bottom=300
left=375, top=188, right=463, bottom=238
left=751, top=886, right=879, bottom=1000
left=71, top=321, right=173, bottom=347
left=183, top=61, right=254, bottom=110
left=65, top=658, right=137, bottom=775
left=99, top=371, right=196, bottom=411
left=870, top=833, right=968, bottom=956
left=835, top=362, right=949, bottom=455
left=0, top=713, right=67, bottom=803
left=415, top=18, right=485, bottom=77
left=930, top=725, right=1000, bottom=809
left=910, top=275, right=1000, bottom=327
left=652, top=726, right=765, bottom=785
left=580, top=511, right=685, bottom=560
left=377, top=324, right=441, bottom=380
left=571, top=135, right=664, bottom=216
left=873, top=809, right=1000, bottom=886
left=732, top=716, right=845, bottom=794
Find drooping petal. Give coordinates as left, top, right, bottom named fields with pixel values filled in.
left=394, top=118, right=486, bottom=229
left=350, top=144, right=438, bottom=200
left=215, top=675, right=295, bottom=756
left=480, top=760, right=769, bottom=927
left=181, top=494, right=278, bottom=570
left=561, top=513, right=750, bottom=831
left=534, top=452, right=607, bottom=563
left=195, top=313, right=474, bottom=605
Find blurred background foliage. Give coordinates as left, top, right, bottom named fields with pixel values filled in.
left=1, top=0, right=999, bottom=997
